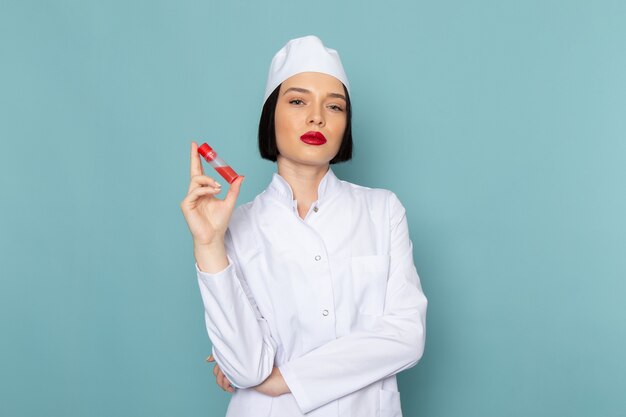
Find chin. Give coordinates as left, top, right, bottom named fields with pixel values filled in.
left=278, top=154, right=334, bottom=168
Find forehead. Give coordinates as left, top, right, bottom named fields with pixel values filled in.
left=280, top=72, right=344, bottom=92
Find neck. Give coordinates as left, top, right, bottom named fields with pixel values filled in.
left=277, top=157, right=329, bottom=205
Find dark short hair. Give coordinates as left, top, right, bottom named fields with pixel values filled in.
left=258, top=83, right=353, bottom=164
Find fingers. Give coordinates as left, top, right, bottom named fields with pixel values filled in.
left=188, top=174, right=222, bottom=194
left=190, top=142, right=205, bottom=178
left=182, top=185, right=222, bottom=207
left=223, top=175, right=245, bottom=209
left=207, top=355, right=234, bottom=393
left=217, top=368, right=228, bottom=390
left=212, top=362, right=235, bottom=393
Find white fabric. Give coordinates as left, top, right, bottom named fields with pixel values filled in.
left=263, top=35, right=351, bottom=105
left=196, top=168, right=427, bottom=417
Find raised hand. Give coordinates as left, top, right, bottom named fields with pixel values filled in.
left=180, top=142, right=244, bottom=273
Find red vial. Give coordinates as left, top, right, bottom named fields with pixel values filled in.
left=197, top=143, right=240, bottom=184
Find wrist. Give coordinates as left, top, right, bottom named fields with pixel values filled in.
left=193, top=236, right=224, bottom=251
left=277, top=372, right=290, bottom=396
left=194, top=239, right=229, bottom=273
left=272, top=367, right=290, bottom=396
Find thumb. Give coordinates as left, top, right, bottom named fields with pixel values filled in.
left=224, top=175, right=244, bottom=208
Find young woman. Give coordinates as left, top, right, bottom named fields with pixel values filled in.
left=180, top=35, right=427, bottom=417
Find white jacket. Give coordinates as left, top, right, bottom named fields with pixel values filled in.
left=196, top=168, right=428, bottom=417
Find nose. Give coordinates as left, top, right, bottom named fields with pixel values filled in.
left=307, top=103, right=325, bottom=127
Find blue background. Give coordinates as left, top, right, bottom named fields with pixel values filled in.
left=1, top=1, right=625, bottom=416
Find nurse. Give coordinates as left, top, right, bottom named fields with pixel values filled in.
left=180, top=35, right=428, bottom=417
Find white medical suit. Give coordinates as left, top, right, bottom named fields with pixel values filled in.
left=196, top=167, right=428, bottom=417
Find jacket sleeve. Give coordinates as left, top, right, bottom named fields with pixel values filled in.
left=278, top=192, right=428, bottom=414
left=196, top=228, right=278, bottom=389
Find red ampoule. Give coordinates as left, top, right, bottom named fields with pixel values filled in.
left=197, top=143, right=241, bottom=184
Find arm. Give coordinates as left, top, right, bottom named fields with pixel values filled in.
left=181, top=143, right=275, bottom=388
left=278, top=192, right=428, bottom=413
left=196, top=228, right=278, bottom=389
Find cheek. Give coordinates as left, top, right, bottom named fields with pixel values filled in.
left=274, top=107, right=295, bottom=138
left=273, top=115, right=295, bottom=154
left=274, top=124, right=291, bottom=152
left=330, top=116, right=347, bottom=139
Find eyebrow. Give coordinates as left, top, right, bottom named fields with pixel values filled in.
left=282, top=87, right=346, bottom=101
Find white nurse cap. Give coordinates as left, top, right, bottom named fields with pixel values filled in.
left=262, top=35, right=350, bottom=105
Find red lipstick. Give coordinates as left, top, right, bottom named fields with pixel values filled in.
left=300, top=131, right=327, bottom=146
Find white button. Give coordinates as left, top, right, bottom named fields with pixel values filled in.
left=314, top=255, right=321, bottom=261
left=322, top=310, right=329, bottom=316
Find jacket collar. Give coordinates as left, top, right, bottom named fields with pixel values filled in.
left=266, top=167, right=341, bottom=208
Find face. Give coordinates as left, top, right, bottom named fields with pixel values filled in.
left=274, top=72, right=348, bottom=168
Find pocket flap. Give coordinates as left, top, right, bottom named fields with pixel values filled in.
left=380, top=388, right=402, bottom=417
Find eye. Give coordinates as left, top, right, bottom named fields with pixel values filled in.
left=289, top=99, right=304, bottom=105
left=328, top=104, right=344, bottom=112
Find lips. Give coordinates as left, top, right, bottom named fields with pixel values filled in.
left=300, top=131, right=327, bottom=145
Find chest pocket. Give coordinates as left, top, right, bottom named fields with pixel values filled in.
left=350, top=254, right=390, bottom=316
